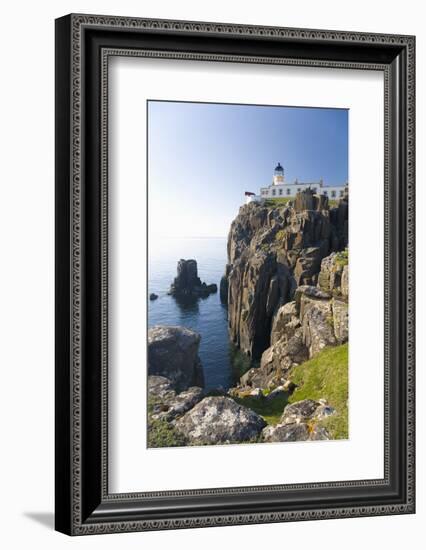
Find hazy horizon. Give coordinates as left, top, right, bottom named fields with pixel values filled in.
left=148, top=101, right=348, bottom=239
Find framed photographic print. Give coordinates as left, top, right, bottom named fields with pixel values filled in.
left=55, top=14, right=415, bottom=535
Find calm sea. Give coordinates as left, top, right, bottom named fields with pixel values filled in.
left=148, top=237, right=234, bottom=391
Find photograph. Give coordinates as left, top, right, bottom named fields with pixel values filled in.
left=53, top=11, right=415, bottom=538
left=147, top=101, right=349, bottom=448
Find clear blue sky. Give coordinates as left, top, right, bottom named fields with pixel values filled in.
left=148, top=101, right=348, bottom=238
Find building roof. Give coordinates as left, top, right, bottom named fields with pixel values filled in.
left=274, top=163, right=284, bottom=172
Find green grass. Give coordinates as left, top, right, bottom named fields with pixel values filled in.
left=232, top=393, right=289, bottom=425
left=275, top=229, right=286, bottom=242
left=147, top=417, right=187, bottom=448
left=147, top=395, right=187, bottom=448
left=288, top=343, right=349, bottom=439
left=335, top=248, right=349, bottom=267
left=264, top=197, right=292, bottom=207
left=229, top=344, right=258, bottom=382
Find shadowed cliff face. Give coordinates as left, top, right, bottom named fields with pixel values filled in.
left=224, top=191, right=348, bottom=359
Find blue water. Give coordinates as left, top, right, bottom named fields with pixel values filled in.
left=148, top=237, right=233, bottom=391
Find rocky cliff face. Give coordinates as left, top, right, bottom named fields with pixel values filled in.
left=224, top=190, right=348, bottom=361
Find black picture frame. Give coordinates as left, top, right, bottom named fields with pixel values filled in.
left=55, top=13, right=415, bottom=536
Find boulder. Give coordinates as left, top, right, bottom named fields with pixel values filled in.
left=149, top=293, right=159, bottom=301
left=175, top=396, right=266, bottom=445
left=148, top=326, right=204, bottom=391
left=280, top=399, right=320, bottom=425
left=148, top=375, right=176, bottom=399
left=262, top=422, right=310, bottom=442
left=313, top=404, right=336, bottom=421
left=309, top=425, right=331, bottom=440
left=150, top=386, right=204, bottom=422
left=265, top=386, right=286, bottom=401
left=258, top=328, right=308, bottom=385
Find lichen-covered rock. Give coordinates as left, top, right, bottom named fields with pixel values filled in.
left=313, top=404, right=336, bottom=421
left=309, top=425, right=331, bottom=440
left=294, top=247, right=323, bottom=286
left=332, top=298, right=349, bottom=344
left=280, top=399, right=320, bottom=424
left=316, top=250, right=349, bottom=298
left=271, top=301, right=298, bottom=345
left=295, top=285, right=331, bottom=304
left=341, top=265, right=349, bottom=297
left=150, top=386, right=204, bottom=422
left=297, top=286, right=337, bottom=356
left=148, top=375, right=176, bottom=399
left=259, top=329, right=308, bottom=386
left=262, top=422, right=310, bottom=442
left=317, top=253, right=342, bottom=292
left=148, top=326, right=204, bottom=391
left=175, top=396, right=266, bottom=445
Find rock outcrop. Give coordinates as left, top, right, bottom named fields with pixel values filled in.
left=148, top=325, right=204, bottom=391
left=223, top=190, right=348, bottom=359
left=223, top=191, right=348, bottom=401
left=261, top=398, right=334, bottom=442
left=175, top=396, right=266, bottom=445
left=233, top=282, right=348, bottom=391
left=169, top=259, right=217, bottom=297
left=148, top=376, right=204, bottom=422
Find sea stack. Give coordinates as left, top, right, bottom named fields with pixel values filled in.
left=169, top=259, right=217, bottom=297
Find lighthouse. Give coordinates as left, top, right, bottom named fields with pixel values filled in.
left=273, top=162, right=285, bottom=185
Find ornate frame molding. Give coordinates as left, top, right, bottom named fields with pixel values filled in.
left=55, top=14, right=415, bottom=536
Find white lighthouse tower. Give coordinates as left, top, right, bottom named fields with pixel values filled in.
left=273, top=163, right=285, bottom=185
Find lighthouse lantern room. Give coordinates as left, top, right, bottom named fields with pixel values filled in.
left=273, top=162, right=285, bottom=185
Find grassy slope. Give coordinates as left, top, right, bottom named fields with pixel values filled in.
left=233, top=344, right=348, bottom=439
left=233, top=393, right=289, bottom=425
left=148, top=344, right=348, bottom=445
left=288, top=343, right=349, bottom=439
left=264, top=197, right=292, bottom=207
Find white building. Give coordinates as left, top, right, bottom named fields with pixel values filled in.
left=246, top=163, right=348, bottom=204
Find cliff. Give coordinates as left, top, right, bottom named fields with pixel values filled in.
left=223, top=190, right=348, bottom=361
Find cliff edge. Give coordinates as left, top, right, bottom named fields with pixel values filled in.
left=222, top=190, right=348, bottom=361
